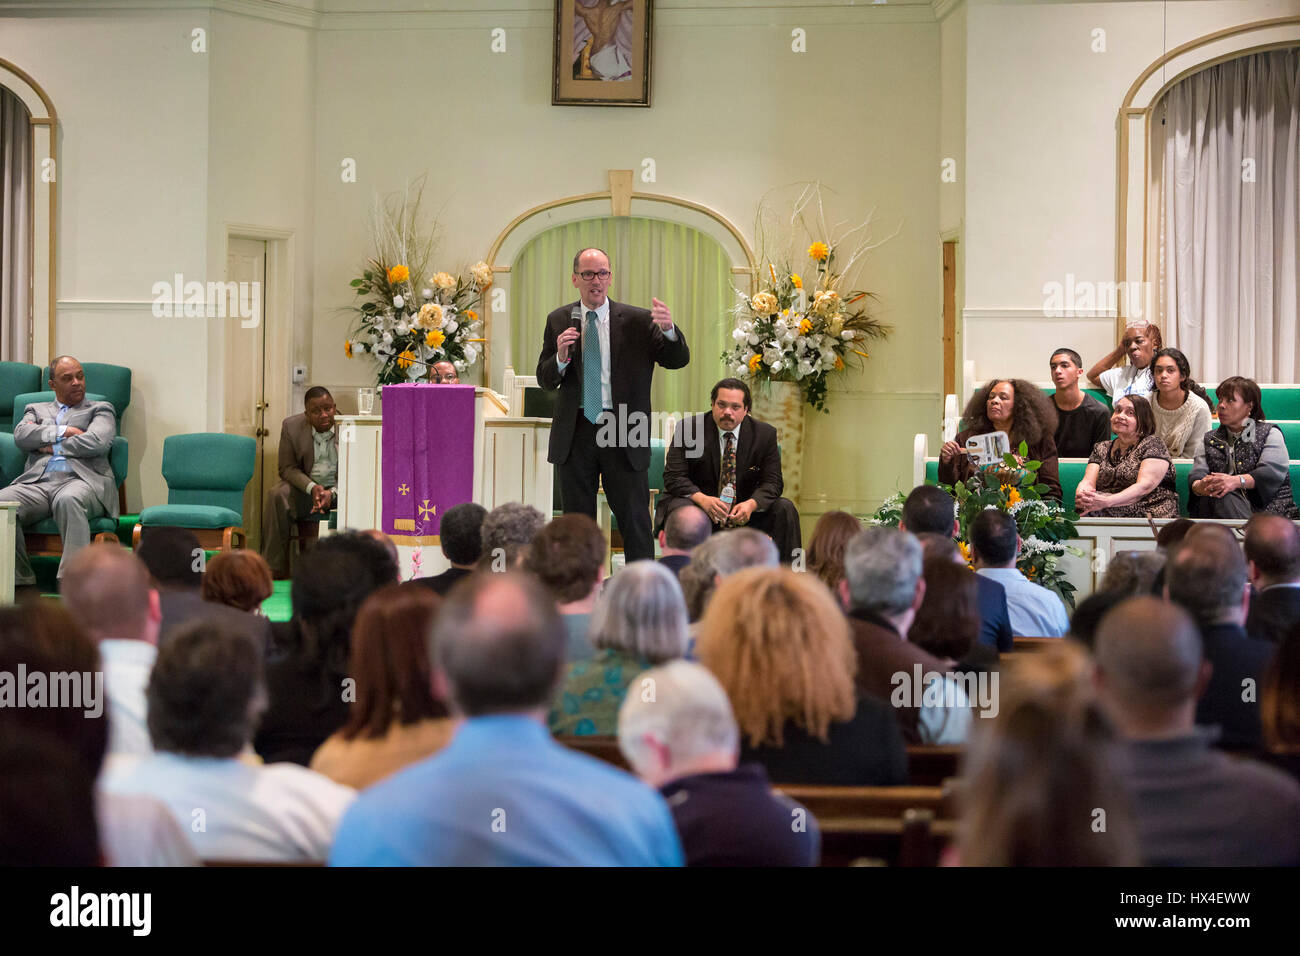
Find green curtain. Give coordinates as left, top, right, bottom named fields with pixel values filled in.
left=509, top=217, right=731, bottom=418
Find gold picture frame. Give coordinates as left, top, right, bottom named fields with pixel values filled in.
left=553, top=0, right=652, bottom=107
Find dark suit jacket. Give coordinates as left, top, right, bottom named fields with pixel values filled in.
left=656, top=413, right=783, bottom=530
left=658, top=554, right=691, bottom=580
left=846, top=608, right=950, bottom=744
left=1196, top=622, right=1274, bottom=749
left=975, top=574, right=1014, bottom=652
left=406, top=566, right=472, bottom=597
left=158, top=588, right=272, bottom=652
left=277, top=413, right=338, bottom=494
left=1246, top=584, right=1300, bottom=643
left=739, top=696, right=908, bottom=786
left=536, top=299, right=689, bottom=471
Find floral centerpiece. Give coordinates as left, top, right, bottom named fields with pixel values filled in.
left=343, top=178, right=489, bottom=385
left=872, top=441, right=1082, bottom=608
left=721, top=184, right=894, bottom=413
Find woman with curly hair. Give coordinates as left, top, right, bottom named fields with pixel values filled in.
left=938, top=378, right=1062, bottom=500
left=695, top=567, right=907, bottom=785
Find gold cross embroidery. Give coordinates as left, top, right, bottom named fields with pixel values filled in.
left=419, top=499, right=436, bottom=521
left=398, top=483, right=410, bottom=496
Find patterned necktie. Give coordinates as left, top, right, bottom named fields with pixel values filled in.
left=582, top=309, right=602, bottom=424
left=721, top=431, right=737, bottom=497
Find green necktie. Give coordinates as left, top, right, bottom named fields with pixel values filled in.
left=582, top=310, right=602, bottom=425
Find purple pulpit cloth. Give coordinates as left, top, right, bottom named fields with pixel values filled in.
left=381, top=384, right=476, bottom=540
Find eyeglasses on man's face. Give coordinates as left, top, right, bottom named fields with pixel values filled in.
left=575, top=270, right=611, bottom=281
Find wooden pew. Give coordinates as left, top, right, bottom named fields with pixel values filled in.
left=906, top=744, right=962, bottom=786
left=555, top=734, right=631, bottom=771
left=774, top=783, right=958, bottom=867
left=1010, top=636, right=1061, bottom=653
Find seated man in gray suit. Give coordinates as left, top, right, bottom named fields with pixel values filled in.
left=260, top=386, right=338, bottom=579
left=0, top=355, right=118, bottom=587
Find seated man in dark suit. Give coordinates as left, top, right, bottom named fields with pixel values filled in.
left=409, top=502, right=486, bottom=595
left=1244, top=513, right=1300, bottom=643
left=657, top=503, right=710, bottom=580
left=0, top=355, right=118, bottom=587
left=260, top=387, right=338, bottom=579
left=654, top=379, right=800, bottom=564
left=899, top=484, right=1013, bottom=652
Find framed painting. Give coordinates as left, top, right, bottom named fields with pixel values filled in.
left=553, top=0, right=653, bottom=107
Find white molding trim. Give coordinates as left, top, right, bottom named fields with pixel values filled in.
left=963, top=308, right=1117, bottom=321
left=56, top=299, right=155, bottom=311
left=932, top=0, right=963, bottom=23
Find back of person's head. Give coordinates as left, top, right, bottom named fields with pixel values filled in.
left=0, top=733, right=100, bottom=866
left=590, top=561, right=689, bottom=664
left=618, top=660, right=739, bottom=783
left=911, top=558, right=978, bottom=660
left=1262, top=629, right=1300, bottom=751
left=361, top=530, right=401, bottom=582
left=902, top=485, right=957, bottom=535
left=479, top=502, right=546, bottom=568
left=341, top=584, right=447, bottom=741
left=523, top=514, right=605, bottom=603
left=1098, top=550, right=1166, bottom=597
left=1165, top=528, right=1247, bottom=627
left=146, top=619, right=264, bottom=758
left=201, top=550, right=273, bottom=613
left=710, top=528, right=779, bottom=576
left=432, top=571, right=565, bottom=717
left=1067, top=590, right=1129, bottom=649
left=0, top=601, right=107, bottom=776
left=440, top=502, right=488, bottom=565
left=959, top=642, right=1137, bottom=866
left=136, top=525, right=203, bottom=589
left=288, top=546, right=375, bottom=674
left=664, top=504, right=712, bottom=552
left=696, top=567, right=855, bottom=748
left=1094, top=596, right=1203, bottom=727
left=679, top=533, right=725, bottom=622
left=1156, top=518, right=1195, bottom=551
left=970, top=509, right=1018, bottom=568
left=806, top=510, right=862, bottom=591
left=916, top=532, right=962, bottom=564
left=842, top=526, right=923, bottom=615
left=1244, top=513, right=1300, bottom=585
left=60, top=543, right=153, bottom=643
left=314, top=530, right=400, bottom=592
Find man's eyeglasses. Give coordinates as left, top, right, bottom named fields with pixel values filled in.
left=576, top=270, right=611, bottom=281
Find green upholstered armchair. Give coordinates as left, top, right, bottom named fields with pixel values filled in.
left=0, top=432, right=128, bottom=553
left=132, top=433, right=255, bottom=552
left=0, top=363, right=42, bottom=434
left=80, top=363, right=131, bottom=435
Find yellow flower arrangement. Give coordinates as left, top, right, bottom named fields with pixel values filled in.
left=791, top=274, right=803, bottom=289
left=957, top=540, right=972, bottom=565
left=466, top=309, right=478, bottom=322
left=425, top=329, right=446, bottom=349
left=1006, top=488, right=1022, bottom=507
left=471, top=261, right=493, bottom=289
left=396, top=349, right=416, bottom=371
left=798, top=318, right=813, bottom=335
left=808, top=241, right=829, bottom=261
left=833, top=356, right=844, bottom=370
left=417, top=303, right=444, bottom=329
left=431, top=271, right=457, bottom=292
left=812, top=290, right=841, bottom=315
left=344, top=340, right=353, bottom=359
left=750, top=292, right=779, bottom=316
left=387, top=265, right=409, bottom=284
left=747, top=354, right=763, bottom=373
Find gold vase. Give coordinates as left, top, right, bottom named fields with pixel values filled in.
left=750, top=379, right=805, bottom=506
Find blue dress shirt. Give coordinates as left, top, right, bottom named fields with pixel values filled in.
left=329, top=714, right=683, bottom=866
left=45, top=402, right=73, bottom=474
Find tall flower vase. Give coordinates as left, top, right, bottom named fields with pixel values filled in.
left=751, top=380, right=805, bottom=507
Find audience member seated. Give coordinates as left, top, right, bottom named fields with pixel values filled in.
left=956, top=642, right=1137, bottom=866
left=202, top=549, right=273, bottom=614
left=1244, top=513, right=1300, bottom=643
left=1156, top=517, right=1195, bottom=550
left=410, top=501, right=485, bottom=595
left=0, top=355, right=118, bottom=588
left=476, top=501, right=546, bottom=570
left=0, top=600, right=196, bottom=866
left=938, top=378, right=1062, bottom=500
left=805, top=509, right=861, bottom=593
left=657, top=503, right=710, bottom=580
left=1098, top=549, right=1165, bottom=597
left=618, top=660, right=819, bottom=867
left=838, top=527, right=971, bottom=744
left=310, top=585, right=456, bottom=789
left=1048, top=347, right=1112, bottom=458
left=971, top=509, right=1069, bottom=637
left=901, top=485, right=1012, bottom=652
left=1190, top=376, right=1300, bottom=519
left=1261, top=631, right=1300, bottom=779
left=1165, top=524, right=1274, bottom=749
left=261, top=386, right=338, bottom=579
left=679, top=527, right=778, bottom=624
left=135, top=525, right=271, bottom=649
left=522, top=513, right=606, bottom=662
left=656, top=378, right=802, bottom=563
left=1075, top=395, right=1179, bottom=518
left=912, top=557, right=999, bottom=675
left=1066, top=590, right=1128, bottom=649
left=1087, top=322, right=1161, bottom=398
left=329, top=572, right=683, bottom=866
left=550, top=561, right=688, bottom=736
left=1149, top=347, right=1214, bottom=458
left=0, top=734, right=101, bottom=866
left=1094, top=596, right=1300, bottom=865
left=102, top=619, right=356, bottom=862
left=60, top=543, right=160, bottom=757
left=698, top=566, right=908, bottom=785
left=361, top=529, right=401, bottom=582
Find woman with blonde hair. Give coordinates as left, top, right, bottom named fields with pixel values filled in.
left=695, top=567, right=907, bottom=785
left=955, top=643, right=1138, bottom=866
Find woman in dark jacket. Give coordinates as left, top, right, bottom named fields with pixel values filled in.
left=938, top=378, right=1062, bottom=500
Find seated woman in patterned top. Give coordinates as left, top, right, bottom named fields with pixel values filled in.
left=1189, top=376, right=1300, bottom=520
left=549, top=561, right=688, bottom=737
left=938, top=378, right=1062, bottom=500
left=1075, top=394, right=1180, bottom=519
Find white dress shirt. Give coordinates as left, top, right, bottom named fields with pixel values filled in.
left=976, top=567, right=1070, bottom=637
left=557, top=300, right=678, bottom=412
left=99, top=638, right=157, bottom=757
left=1098, top=364, right=1154, bottom=399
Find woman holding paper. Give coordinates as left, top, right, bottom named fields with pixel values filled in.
left=938, top=379, right=1062, bottom=500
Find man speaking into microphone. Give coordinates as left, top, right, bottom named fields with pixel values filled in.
left=537, top=247, right=690, bottom=563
